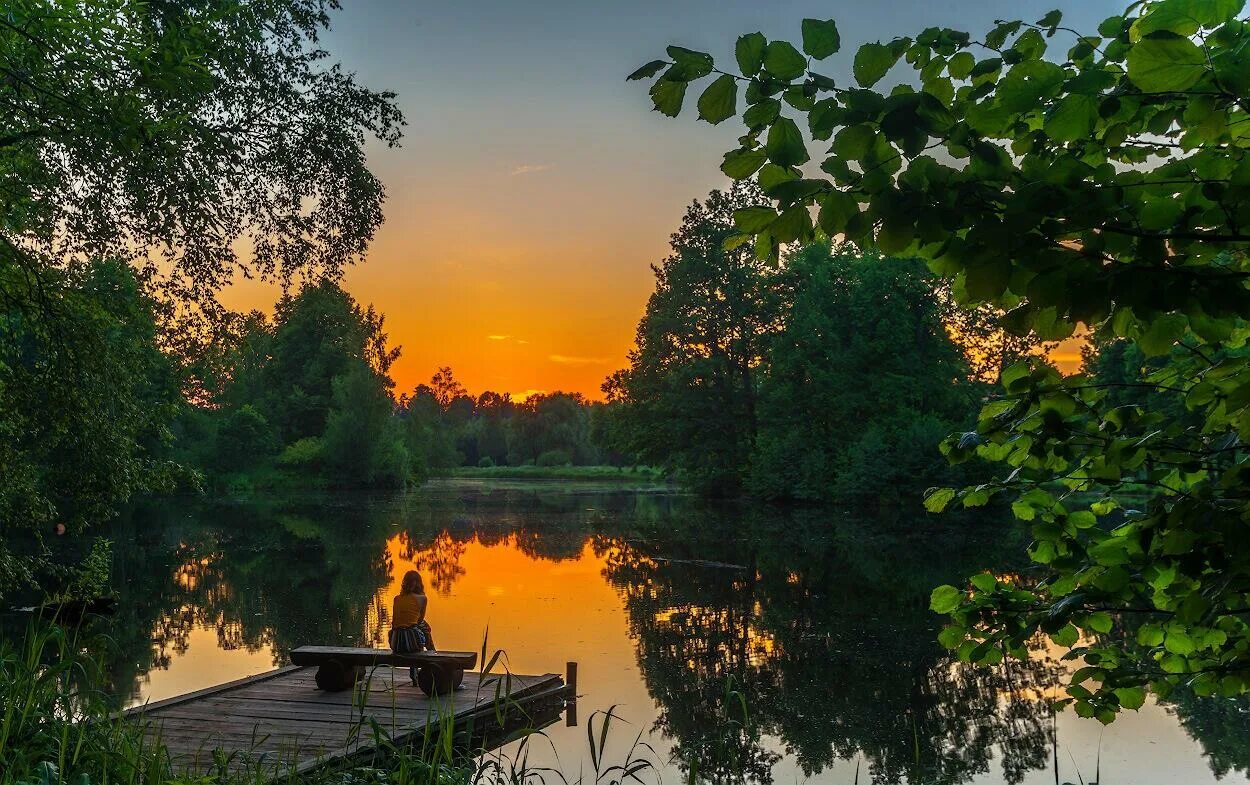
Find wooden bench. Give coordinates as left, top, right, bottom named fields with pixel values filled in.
left=290, top=646, right=477, bottom=696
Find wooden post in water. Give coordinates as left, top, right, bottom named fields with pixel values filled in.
left=565, top=661, right=578, bottom=727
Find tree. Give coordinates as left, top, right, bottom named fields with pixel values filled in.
left=261, top=279, right=398, bottom=442
left=749, top=244, right=979, bottom=503
left=605, top=181, right=780, bottom=494
left=1, top=0, right=403, bottom=301
left=629, top=0, right=1250, bottom=718
left=0, top=260, right=183, bottom=592
left=1, top=0, right=401, bottom=595
left=322, top=362, right=409, bottom=488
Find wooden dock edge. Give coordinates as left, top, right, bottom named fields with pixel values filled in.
left=118, top=665, right=303, bottom=721
left=288, top=669, right=573, bottom=778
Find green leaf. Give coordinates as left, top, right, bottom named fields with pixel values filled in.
left=938, top=624, right=965, bottom=648
left=1132, top=0, right=1243, bottom=40
left=924, top=487, right=957, bottom=512
left=732, top=207, right=778, bottom=233
left=763, top=41, right=808, bottom=81
left=666, top=46, right=715, bottom=81
left=697, top=74, right=738, bottom=124
left=649, top=79, right=688, bottom=117
left=832, top=123, right=875, bottom=160
left=1115, top=686, right=1147, bottom=710
left=1165, top=630, right=1196, bottom=655
left=1045, top=94, right=1098, bottom=141
left=765, top=117, right=809, bottom=166
left=948, top=51, right=975, bottom=79
left=720, top=148, right=767, bottom=179
left=1138, top=623, right=1165, bottom=647
left=970, top=573, right=997, bottom=593
left=627, top=60, right=668, bottom=81
left=743, top=98, right=781, bottom=128
left=736, top=32, right=767, bottom=75
left=1126, top=36, right=1208, bottom=93
left=1085, top=611, right=1113, bottom=634
left=1139, top=313, right=1188, bottom=356
left=817, top=191, right=858, bottom=235
left=853, top=42, right=900, bottom=87
left=770, top=205, right=813, bottom=243
left=930, top=584, right=963, bottom=614
left=1052, top=623, right=1080, bottom=647
left=1038, top=9, right=1063, bottom=29
left=801, top=19, right=841, bottom=59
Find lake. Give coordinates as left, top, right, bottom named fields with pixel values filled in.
left=78, top=480, right=1250, bottom=783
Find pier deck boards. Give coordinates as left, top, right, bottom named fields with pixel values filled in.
left=124, top=665, right=567, bottom=777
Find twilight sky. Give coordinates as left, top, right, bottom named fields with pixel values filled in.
left=223, top=0, right=1121, bottom=400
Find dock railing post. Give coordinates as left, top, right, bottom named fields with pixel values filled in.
left=565, top=661, right=578, bottom=727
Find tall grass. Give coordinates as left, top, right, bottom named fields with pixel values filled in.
left=0, top=623, right=170, bottom=784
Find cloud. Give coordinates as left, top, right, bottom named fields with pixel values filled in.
left=487, top=334, right=511, bottom=341
left=548, top=354, right=609, bottom=366
left=509, top=164, right=551, bottom=176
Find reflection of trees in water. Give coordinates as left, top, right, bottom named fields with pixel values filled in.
left=602, top=506, right=1060, bottom=785
left=98, top=499, right=396, bottom=706
left=1165, top=688, right=1250, bottom=779
left=403, top=530, right=467, bottom=595
left=94, top=487, right=653, bottom=706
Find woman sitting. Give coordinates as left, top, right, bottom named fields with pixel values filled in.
left=390, top=570, right=436, bottom=685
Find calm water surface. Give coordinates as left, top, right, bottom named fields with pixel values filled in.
left=83, top=480, right=1250, bottom=784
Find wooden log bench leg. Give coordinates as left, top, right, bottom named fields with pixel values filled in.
left=314, top=659, right=363, bottom=691
left=415, top=665, right=464, bottom=696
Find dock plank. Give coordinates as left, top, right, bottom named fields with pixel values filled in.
left=127, top=665, right=567, bottom=779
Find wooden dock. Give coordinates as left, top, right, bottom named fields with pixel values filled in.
left=123, top=665, right=571, bottom=778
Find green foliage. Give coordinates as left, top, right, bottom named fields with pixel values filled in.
left=630, top=0, right=1250, bottom=718
left=0, top=0, right=401, bottom=598
left=604, top=182, right=777, bottom=496
left=277, top=437, right=327, bottom=470
left=1, top=0, right=403, bottom=296
left=322, top=364, right=409, bottom=488
left=536, top=449, right=573, bottom=468
left=0, top=260, right=184, bottom=595
left=183, top=280, right=412, bottom=490
left=214, top=405, right=279, bottom=470
left=0, top=625, right=170, bottom=783
left=748, top=245, right=982, bottom=503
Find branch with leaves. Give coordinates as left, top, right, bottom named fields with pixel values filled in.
left=629, top=0, right=1250, bottom=721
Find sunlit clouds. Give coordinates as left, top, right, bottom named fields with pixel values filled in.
left=509, top=164, right=551, bottom=176
left=548, top=354, right=610, bottom=366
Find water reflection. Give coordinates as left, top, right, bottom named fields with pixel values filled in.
left=600, top=508, right=1058, bottom=784
left=27, top=481, right=1250, bottom=784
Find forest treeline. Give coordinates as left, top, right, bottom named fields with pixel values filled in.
left=171, top=280, right=628, bottom=491
left=9, top=182, right=1070, bottom=505
left=161, top=181, right=1062, bottom=502
left=604, top=182, right=1048, bottom=503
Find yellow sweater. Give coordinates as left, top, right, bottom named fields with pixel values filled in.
left=392, top=593, right=426, bottom=629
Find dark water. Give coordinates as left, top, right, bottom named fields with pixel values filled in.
left=32, top=480, right=1250, bottom=783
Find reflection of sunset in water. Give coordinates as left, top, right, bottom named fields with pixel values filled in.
left=377, top=532, right=639, bottom=681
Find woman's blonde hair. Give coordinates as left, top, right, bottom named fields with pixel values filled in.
left=400, top=570, right=425, bottom=595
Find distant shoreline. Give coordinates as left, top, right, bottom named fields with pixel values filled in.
left=441, top=465, right=669, bottom=483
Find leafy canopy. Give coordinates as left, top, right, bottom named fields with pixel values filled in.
left=0, top=0, right=402, bottom=596
left=631, top=0, right=1250, bottom=721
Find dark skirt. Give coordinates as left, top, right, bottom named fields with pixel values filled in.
left=390, top=620, right=432, bottom=653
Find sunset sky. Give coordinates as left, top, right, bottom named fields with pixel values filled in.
left=223, top=0, right=1115, bottom=399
